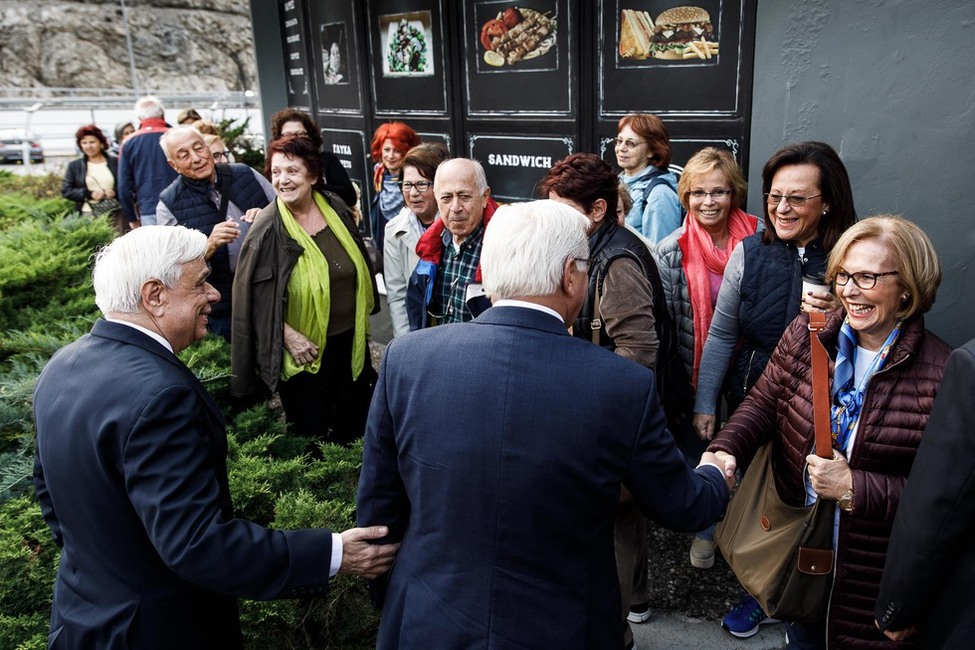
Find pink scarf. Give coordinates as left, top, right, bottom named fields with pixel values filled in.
left=678, top=207, right=758, bottom=388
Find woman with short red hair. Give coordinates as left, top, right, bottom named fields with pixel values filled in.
left=369, top=121, right=420, bottom=250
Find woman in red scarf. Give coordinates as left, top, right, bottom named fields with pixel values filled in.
left=655, top=147, right=758, bottom=570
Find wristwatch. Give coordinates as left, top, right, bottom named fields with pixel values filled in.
left=838, top=488, right=855, bottom=513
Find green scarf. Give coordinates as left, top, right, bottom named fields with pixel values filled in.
left=278, top=192, right=373, bottom=381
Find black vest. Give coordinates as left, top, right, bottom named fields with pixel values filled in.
left=729, top=233, right=828, bottom=408
left=575, top=221, right=693, bottom=426
left=159, top=164, right=269, bottom=318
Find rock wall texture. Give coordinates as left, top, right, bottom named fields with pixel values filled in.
left=0, top=0, right=258, bottom=94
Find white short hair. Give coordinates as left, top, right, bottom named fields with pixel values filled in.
left=481, top=200, right=590, bottom=300
left=134, top=95, right=165, bottom=121
left=93, top=226, right=207, bottom=315
left=159, top=125, right=203, bottom=161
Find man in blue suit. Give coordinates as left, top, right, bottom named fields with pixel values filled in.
left=33, top=226, right=397, bottom=649
left=357, top=200, right=733, bottom=648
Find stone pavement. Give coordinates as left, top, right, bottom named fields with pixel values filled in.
left=631, top=613, right=786, bottom=649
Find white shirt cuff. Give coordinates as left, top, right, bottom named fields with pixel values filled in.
left=329, top=532, right=343, bottom=577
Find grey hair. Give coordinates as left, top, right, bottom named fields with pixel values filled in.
left=434, top=158, right=488, bottom=194
left=158, top=125, right=203, bottom=161
left=134, top=95, right=165, bottom=121
left=93, top=226, right=208, bottom=315
left=482, top=200, right=590, bottom=300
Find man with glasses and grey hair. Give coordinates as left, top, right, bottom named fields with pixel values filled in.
left=155, top=126, right=275, bottom=337
left=357, top=199, right=732, bottom=649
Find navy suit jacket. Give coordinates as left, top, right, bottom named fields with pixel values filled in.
left=356, top=306, right=728, bottom=648
left=33, top=320, right=333, bottom=649
left=876, top=339, right=975, bottom=648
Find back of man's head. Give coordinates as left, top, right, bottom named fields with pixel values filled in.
left=134, top=96, right=165, bottom=122
left=482, top=200, right=589, bottom=301
left=93, top=226, right=206, bottom=316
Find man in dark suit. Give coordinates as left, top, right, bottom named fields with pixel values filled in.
left=356, top=200, right=732, bottom=648
left=875, top=337, right=975, bottom=648
left=33, top=226, right=397, bottom=649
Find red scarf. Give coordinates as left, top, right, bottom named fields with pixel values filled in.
left=415, top=198, right=498, bottom=283
left=678, top=207, right=758, bottom=387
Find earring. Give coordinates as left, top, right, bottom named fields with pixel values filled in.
left=901, top=294, right=910, bottom=302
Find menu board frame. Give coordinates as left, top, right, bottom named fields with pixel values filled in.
left=366, top=0, right=450, bottom=116
left=308, top=1, right=366, bottom=114
left=280, top=0, right=313, bottom=111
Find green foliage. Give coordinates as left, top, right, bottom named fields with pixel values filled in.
left=0, top=191, right=379, bottom=647
left=218, top=116, right=266, bottom=171
left=0, top=215, right=111, bottom=335
left=0, top=170, right=68, bottom=202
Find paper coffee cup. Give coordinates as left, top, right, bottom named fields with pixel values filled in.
left=802, top=274, right=831, bottom=296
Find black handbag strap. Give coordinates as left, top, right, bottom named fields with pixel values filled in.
left=808, top=311, right=833, bottom=458
left=215, top=163, right=233, bottom=221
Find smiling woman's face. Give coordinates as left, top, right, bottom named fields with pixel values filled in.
left=270, top=152, right=316, bottom=208
left=767, top=163, right=827, bottom=247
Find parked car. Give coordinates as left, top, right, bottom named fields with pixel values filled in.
left=0, top=130, right=44, bottom=164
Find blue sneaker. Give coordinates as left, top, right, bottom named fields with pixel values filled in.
left=721, top=594, right=779, bottom=638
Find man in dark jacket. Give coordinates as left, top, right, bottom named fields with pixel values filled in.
left=541, top=153, right=692, bottom=648
left=33, top=225, right=396, bottom=649
left=117, top=95, right=179, bottom=227
left=157, top=126, right=275, bottom=337
left=875, top=337, right=975, bottom=648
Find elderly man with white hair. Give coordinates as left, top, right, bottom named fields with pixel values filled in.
left=33, top=226, right=398, bottom=650
left=356, top=199, right=732, bottom=649
left=155, top=126, right=275, bottom=337
left=116, top=95, right=179, bottom=227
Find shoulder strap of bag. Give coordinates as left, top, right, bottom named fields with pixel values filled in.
left=216, top=163, right=233, bottom=221
left=591, top=270, right=603, bottom=347
left=808, top=311, right=833, bottom=458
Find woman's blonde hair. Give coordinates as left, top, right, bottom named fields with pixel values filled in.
left=676, top=147, right=747, bottom=211
left=826, top=214, right=941, bottom=318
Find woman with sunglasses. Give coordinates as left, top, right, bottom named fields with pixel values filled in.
left=693, top=141, right=858, bottom=637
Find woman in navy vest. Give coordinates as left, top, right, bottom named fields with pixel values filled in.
left=693, top=141, right=858, bottom=638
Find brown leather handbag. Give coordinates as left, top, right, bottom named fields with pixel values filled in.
left=714, top=311, right=836, bottom=621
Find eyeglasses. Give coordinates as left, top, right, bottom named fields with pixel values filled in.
left=400, top=180, right=433, bottom=192
left=212, top=151, right=231, bottom=161
left=572, top=257, right=590, bottom=273
left=834, top=270, right=899, bottom=290
left=764, top=192, right=822, bottom=207
left=613, top=137, right=646, bottom=149
left=689, top=189, right=731, bottom=200
left=281, top=130, right=308, bottom=138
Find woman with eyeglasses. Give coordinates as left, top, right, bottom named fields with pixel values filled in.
left=655, top=147, right=759, bottom=571
left=707, top=215, right=951, bottom=649
left=269, top=108, right=358, bottom=209
left=203, top=133, right=233, bottom=164
left=383, top=142, right=449, bottom=337
left=692, top=141, right=858, bottom=637
left=615, top=112, right=683, bottom=244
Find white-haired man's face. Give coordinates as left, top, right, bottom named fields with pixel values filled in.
left=435, top=160, right=489, bottom=244
left=150, top=257, right=220, bottom=353
left=166, top=130, right=215, bottom=181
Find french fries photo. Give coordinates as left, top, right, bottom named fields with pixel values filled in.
left=681, top=38, right=719, bottom=60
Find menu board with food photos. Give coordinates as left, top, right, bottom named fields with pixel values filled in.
left=367, top=1, right=449, bottom=116
left=599, top=134, right=742, bottom=171
left=470, top=134, right=575, bottom=202
left=307, top=1, right=364, bottom=113
left=280, top=0, right=312, bottom=110
left=463, top=0, right=574, bottom=117
left=600, top=0, right=748, bottom=116
left=321, top=128, right=370, bottom=213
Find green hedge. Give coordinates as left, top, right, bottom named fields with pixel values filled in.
left=0, top=177, right=377, bottom=648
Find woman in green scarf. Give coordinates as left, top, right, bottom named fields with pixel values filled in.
left=231, top=136, right=380, bottom=446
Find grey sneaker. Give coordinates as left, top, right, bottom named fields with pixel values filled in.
left=627, top=602, right=652, bottom=624
left=689, top=536, right=715, bottom=569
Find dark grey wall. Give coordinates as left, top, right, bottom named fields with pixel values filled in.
left=749, top=0, right=975, bottom=346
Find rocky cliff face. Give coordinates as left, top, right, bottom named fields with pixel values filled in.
left=0, top=0, right=258, bottom=94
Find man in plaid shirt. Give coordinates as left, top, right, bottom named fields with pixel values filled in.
left=427, top=158, right=491, bottom=324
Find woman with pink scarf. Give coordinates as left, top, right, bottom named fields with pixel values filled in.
left=655, top=147, right=758, bottom=571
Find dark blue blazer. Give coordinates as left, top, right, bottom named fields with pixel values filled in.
left=357, top=306, right=728, bottom=649
left=33, top=320, right=333, bottom=649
